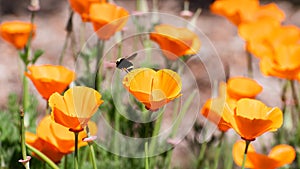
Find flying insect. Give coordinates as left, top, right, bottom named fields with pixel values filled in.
left=116, top=53, right=137, bottom=73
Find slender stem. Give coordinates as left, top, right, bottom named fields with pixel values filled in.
left=95, top=40, right=104, bottom=91
left=79, top=22, right=86, bottom=49
left=246, top=52, right=253, bottom=78
left=113, top=110, right=120, bottom=162
left=213, top=133, right=224, bottom=169
left=59, top=10, right=73, bottom=65
left=89, top=143, right=97, bottom=169
left=74, top=132, right=79, bottom=169
left=20, top=110, right=30, bottom=169
left=22, top=75, right=29, bottom=113
left=290, top=80, right=299, bottom=111
left=26, top=144, right=60, bottom=169
left=145, top=142, right=149, bottom=169
left=164, top=99, right=180, bottom=169
left=241, top=140, right=251, bottom=169
left=281, top=80, right=289, bottom=113
left=149, top=109, right=164, bottom=168
left=64, top=155, right=68, bottom=169
left=196, top=141, right=208, bottom=169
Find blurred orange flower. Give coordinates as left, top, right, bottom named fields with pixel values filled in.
left=26, top=116, right=97, bottom=163
left=123, top=68, right=182, bottom=111
left=0, top=21, right=36, bottom=49
left=201, top=77, right=262, bottom=132
left=210, top=0, right=259, bottom=25
left=239, top=20, right=300, bottom=60
left=210, top=0, right=284, bottom=26
left=238, top=18, right=279, bottom=59
left=223, top=98, right=283, bottom=141
left=260, top=44, right=300, bottom=80
left=68, top=0, right=106, bottom=21
left=150, top=24, right=201, bottom=60
left=227, top=77, right=262, bottom=100
left=233, top=140, right=296, bottom=169
left=49, top=86, right=103, bottom=131
left=89, top=3, right=129, bottom=40
left=242, top=3, right=285, bottom=23
left=201, top=82, right=232, bottom=132
left=25, top=65, right=75, bottom=100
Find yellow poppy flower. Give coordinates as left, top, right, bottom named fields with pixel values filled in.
left=233, top=140, right=296, bottom=169
left=49, top=86, right=103, bottom=131
left=25, top=65, right=75, bottom=100
left=150, top=24, right=201, bottom=60
left=223, top=98, right=283, bottom=141
left=201, top=77, right=262, bottom=132
left=123, top=68, right=182, bottom=111
left=89, top=3, right=129, bottom=40
left=0, top=21, right=36, bottom=49
left=26, top=116, right=97, bottom=163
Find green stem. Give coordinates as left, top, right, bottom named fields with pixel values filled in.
left=281, top=80, right=289, bottom=113
left=89, top=143, right=97, bottom=169
left=95, top=40, right=104, bottom=91
left=145, top=142, right=149, bottom=169
left=79, top=22, right=86, bottom=49
left=74, top=132, right=79, bottom=169
left=64, top=155, right=68, bottom=169
left=241, top=140, right=251, bottom=169
left=196, top=141, right=208, bottom=169
left=213, top=133, right=224, bottom=169
left=164, top=99, right=180, bottom=169
left=246, top=52, right=253, bottom=78
left=59, top=10, right=73, bottom=65
left=113, top=110, right=120, bottom=162
left=149, top=109, right=164, bottom=168
left=20, top=110, right=30, bottom=169
left=290, top=80, right=300, bottom=111
left=26, top=144, right=59, bottom=169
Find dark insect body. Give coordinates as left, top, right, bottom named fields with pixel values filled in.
left=116, top=53, right=137, bottom=73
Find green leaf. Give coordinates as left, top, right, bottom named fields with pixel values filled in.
left=18, top=51, right=28, bottom=65
left=32, top=49, right=44, bottom=64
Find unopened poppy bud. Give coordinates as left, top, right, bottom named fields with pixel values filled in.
left=28, top=0, right=40, bottom=11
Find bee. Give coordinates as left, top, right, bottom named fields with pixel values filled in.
left=116, top=53, right=137, bottom=73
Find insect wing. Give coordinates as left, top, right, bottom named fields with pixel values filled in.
left=126, top=52, right=137, bottom=60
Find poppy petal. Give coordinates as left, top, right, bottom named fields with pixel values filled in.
left=268, top=144, right=296, bottom=167
left=232, top=140, right=255, bottom=168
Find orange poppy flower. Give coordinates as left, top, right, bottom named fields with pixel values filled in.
left=89, top=3, right=129, bottom=40
left=49, top=86, right=103, bottom=131
left=25, top=65, right=76, bottom=100
left=68, top=0, right=106, bottom=21
left=210, top=0, right=259, bottom=25
left=223, top=98, right=283, bottom=141
left=239, top=20, right=300, bottom=60
left=211, top=0, right=284, bottom=26
left=123, top=68, right=182, bottom=111
left=227, top=77, right=262, bottom=100
left=201, top=77, right=262, bottom=132
left=201, top=82, right=232, bottom=132
left=150, top=24, right=201, bottom=60
left=242, top=3, right=285, bottom=23
left=0, top=21, right=36, bottom=49
left=233, top=140, right=296, bottom=169
left=26, top=116, right=97, bottom=163
left=260, top=44, right=300, bottom=80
